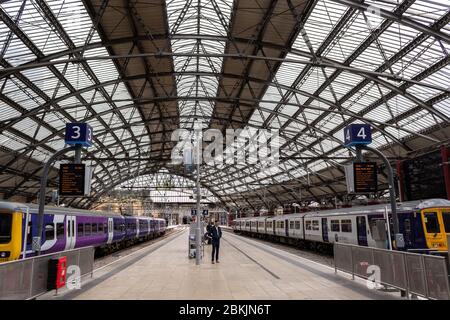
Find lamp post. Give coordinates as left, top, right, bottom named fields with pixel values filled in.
left=195, top=125, right=202, bottom=265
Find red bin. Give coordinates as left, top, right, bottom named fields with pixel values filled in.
left=48, top=256, right=67, bottom=290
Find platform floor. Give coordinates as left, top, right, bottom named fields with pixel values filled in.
left=52, top=228, right=398, bottom=300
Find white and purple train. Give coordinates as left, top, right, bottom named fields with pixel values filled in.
left=233, top=199, right=450, bottom=253
left=0, top=201, right=166, bottom=263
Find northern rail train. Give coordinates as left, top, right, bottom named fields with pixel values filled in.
left=233, top=199, right=450, bottom=252
left=0, top=201, right=166, bottom=263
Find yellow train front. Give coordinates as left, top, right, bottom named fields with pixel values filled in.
left=415, top=201, right=450, bottom=251
left=0, top=203, right=23, bottom=263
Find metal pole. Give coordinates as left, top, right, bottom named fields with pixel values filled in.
left=358, top=145, right=403, bottom=249
left=384, top=206, right=392, bottom=250
left=195, top=129, right=202, bottom=265
left=74, top=147, right=82, bottom=164
left=21, top=206, right=30, bottom=259
left=35, top=145, right=79, bottom=255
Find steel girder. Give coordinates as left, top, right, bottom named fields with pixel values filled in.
left=0, top=0, right=449, bottom=210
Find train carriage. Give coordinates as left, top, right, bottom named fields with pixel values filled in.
left=0, top=201, right=167, bottom=263
left=233, top=199, right=450, bottom=253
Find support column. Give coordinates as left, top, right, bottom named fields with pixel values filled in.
left=441, top=146, right=450, bottom=200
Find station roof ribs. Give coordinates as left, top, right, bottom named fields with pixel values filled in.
left=0, top=0, right=448, bottom=210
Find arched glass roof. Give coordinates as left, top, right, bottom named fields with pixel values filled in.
left=0, top=0, right=448, bottom=210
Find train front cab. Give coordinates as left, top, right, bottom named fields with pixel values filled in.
left=0, top=207, right=22, bottom=262
left=419, top=206, right=450, bottom=251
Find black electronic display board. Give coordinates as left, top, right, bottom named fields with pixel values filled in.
left=353, top=162, right=378, bottom=193
left=59, top=163, right=85, bottom=196
left=403, top=150, right=446, bottom=200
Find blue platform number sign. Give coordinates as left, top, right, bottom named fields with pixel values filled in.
left=202, top=210, right=208, bottom=216
left=344, top=124, right=372, bottom=147
left=65, top=123, right=93, bottom=147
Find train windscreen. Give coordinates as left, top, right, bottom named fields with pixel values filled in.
left=424, top=212, right=440, bottom=233
left=0, top=213, right=12, bottom=244
left=442, top=212, right=450, bottom=233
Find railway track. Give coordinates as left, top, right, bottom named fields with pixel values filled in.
left=93, top=225, right=188, bottom=270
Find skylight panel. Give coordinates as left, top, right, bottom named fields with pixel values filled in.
left=434, top=98, right=450, bottom=118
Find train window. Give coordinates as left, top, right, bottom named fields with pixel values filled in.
left=424, top=212, right=440, bottom=233
left=98, top=223, right=104, bottom=233
left=312, top=220, right=319, bottom=231
left=305, top=221, right=311, bottom=230
left=78, top=223, right=84, bottom=236
left=84, top=223, right=91, bottom=236
left=295, top=221, right=301, bottom=230
left=92, top=223, right=98, bottom=234
left=441, top=212, right=450, bottom=233
left=280, top=221, right=284, bottom=229
left=331, top=220, right=340, bottom=232
left=45, top=224, right=55, bottom=240
left=341, top=220, right=352, bottom=233
left=56, top=223, right=64, bottom=239
left=0, top=213, right=12, bottom=244
left=290, top=221, right=294, bottom=229
left=26, top=221, right=32, bottom=245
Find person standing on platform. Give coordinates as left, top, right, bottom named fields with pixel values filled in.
left=206, top=222, right=212, bottom=245
left=209, top=220, right=222, bottom=264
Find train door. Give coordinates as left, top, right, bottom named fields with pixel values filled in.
left=107, top=218, right=114, bottom=244
left=356, top=216, right=368, bottom=246
left=321, top=218, right=329, bottom=242
left=136, top=218, right=140, bottom=238
left=65, top=216, right=76, bottom=250
left=285, top=219, right=289, bottom=237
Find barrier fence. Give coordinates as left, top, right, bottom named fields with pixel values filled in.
left=0, top=247, right=95, bottom=300
left=334, top=243, right=450, bottom=300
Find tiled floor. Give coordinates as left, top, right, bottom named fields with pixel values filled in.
left=61, top=229, right=398, bottom=300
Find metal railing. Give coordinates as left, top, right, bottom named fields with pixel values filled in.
left=0, top=247, right=95, bottom=300
left=334, top=243, right=450, bottom=300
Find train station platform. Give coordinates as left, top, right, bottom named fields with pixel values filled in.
left=44, top=228, right=398, bottom=300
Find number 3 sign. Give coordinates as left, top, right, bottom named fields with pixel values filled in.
left=65, top=123, right=93, bottom=147
left=344, top=124, right=372, bottom=147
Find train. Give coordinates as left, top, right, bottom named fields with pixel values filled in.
left=232, top=199, right=450, bottom=253
left=0, top=201, right=166, bottom=263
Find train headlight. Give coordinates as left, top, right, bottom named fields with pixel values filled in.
left=0, top=251, right=10, bottom=258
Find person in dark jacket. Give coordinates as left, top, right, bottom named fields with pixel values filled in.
left=208, top=220, right=222, bottom=264
left=206, top=222, right=212, bottom=245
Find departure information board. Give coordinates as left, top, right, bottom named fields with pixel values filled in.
left=353, top=162, right=377, bottom=193
left=59, top=164, right=85, bottom=196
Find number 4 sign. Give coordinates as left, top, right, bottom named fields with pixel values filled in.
left=344, top=124, right=372, bottom=147
left=65, top=123, right=93, bottom=147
